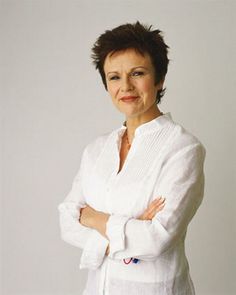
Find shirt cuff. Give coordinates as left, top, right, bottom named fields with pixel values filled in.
left=79, top=230, right=109, bottom=270
left=105, top=214, right=131, bottom=259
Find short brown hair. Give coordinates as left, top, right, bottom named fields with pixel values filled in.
left=91, top=21, right=170, bottom=104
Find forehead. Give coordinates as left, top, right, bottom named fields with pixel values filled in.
left=104, top=48, right=152, bottom=72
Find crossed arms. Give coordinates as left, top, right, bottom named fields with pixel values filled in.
left=58, top=142, right=205, bottom=269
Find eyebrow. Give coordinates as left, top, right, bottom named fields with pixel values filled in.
left=107, top=66, right=148, bottom=75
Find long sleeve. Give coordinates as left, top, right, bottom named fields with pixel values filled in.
left=106, top=142, right=206, bottom=261
left=57, top=147, right=109, bottom=269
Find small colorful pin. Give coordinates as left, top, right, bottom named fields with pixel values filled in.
left=132, top=258, right=139, bottom=264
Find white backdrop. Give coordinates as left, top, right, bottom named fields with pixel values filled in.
left=1, top=0, right=235, bottom=294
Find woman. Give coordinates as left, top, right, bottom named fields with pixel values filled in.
left=58, top=21, right=206, bottom=295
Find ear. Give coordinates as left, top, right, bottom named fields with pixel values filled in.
left=155, top=78, right=165, bottom=91
left=158, top=78, right=165, bottom=89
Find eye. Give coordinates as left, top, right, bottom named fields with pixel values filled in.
left=132, top=71, right=144, bottom=77
left=109, top=75, right=120, bottom=81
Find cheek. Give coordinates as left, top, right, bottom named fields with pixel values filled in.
left=138, top=79, right=154, bottom=93
left=107, top=83, right=119, bottom=97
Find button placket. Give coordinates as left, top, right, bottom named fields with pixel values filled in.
left=98, top=256, right=108, bottom=295
left=104, top=172, right=115, bottom=212
left=106, top=172, right=115, bottom=192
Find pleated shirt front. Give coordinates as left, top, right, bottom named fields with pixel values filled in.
left=58, top=112, right=206, bottom=295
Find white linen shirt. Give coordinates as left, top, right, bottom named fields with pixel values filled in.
left=58, top=112, right=206, bottom=295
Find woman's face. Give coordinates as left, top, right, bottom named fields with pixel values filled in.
left=103, top=48, right=163, bottom=119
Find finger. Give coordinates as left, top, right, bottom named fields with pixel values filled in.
left=147, top=197, right=162, bottom=211
left=150, top=197, right=165, bottom=207
left=139, top=198, right=166, bottom=220
left=153, top=198, right=165, bottom=209
left=147, top=201, right=165, bottom=218
left=152, top=196, right=163, bottom=204
left=154, top=197, right=165, bottom=204
left=156, top=202, right=165, bottom=210
left=148, top=197, right=165, bottom=212
left=140, top=202, right=165, bottom=220
left=154, top=200, right=166, bottom=210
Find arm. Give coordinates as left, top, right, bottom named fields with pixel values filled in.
left=57, top=147, right=109, bottom=269
left=103, top=143, right=206, bottom=261
left=80, top=197, right=166, bottom=255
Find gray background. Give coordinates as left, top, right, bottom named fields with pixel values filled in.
left=1, top=0, right=235, bottom=294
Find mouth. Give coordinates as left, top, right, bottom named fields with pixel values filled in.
left=120, top=96, right=139, bottom=103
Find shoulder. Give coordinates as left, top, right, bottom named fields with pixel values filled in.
left=82, top=131, right=112, bottom=162
left=167, top=120, right=206, bottom=161
left=159, top=121, right=206, bottom=179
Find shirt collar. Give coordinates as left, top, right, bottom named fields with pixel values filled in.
left=117, top=112, right=173, bottom=137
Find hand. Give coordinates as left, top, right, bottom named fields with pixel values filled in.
left=79, top=205, right=97, bottom=228
left=79, top=205, right=111, bottom=256
left=105, top=197, right=165, bottom=257
left=137, top=197, right=165, bottom=220
left=79, top=205, right=110, bottom=238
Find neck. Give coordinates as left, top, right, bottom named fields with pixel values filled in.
left=124, top=106, right=163, bottom=142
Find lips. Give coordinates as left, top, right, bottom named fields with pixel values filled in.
left=120, top=96, right=139, bottom=102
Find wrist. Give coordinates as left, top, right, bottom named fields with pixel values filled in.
left=94, top=211, right=110, bottom=238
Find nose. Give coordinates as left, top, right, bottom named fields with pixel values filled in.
left=120, top=76, right=134, bottom=92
